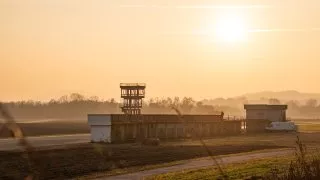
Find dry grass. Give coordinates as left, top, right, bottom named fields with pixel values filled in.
left=264, top=136, right=320, bottom=180
left=148, top=157, right=292, bottom=180
left=292, top=119, right=320, bottom=133
left=0, top=131, right=318, bottom=179
left=0, top=142, right=284, bottom=179
left=0, top=121, right=89, bottom=138
left=164, top=132, right=320, bottom=150
left=149, top=136, right=320, bottom=180
left=297, top=124, right=320, bottom=132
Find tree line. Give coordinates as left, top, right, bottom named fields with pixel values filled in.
left=1, top=93, right=320, bottom=120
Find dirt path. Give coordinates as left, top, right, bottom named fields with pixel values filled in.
left=98, top=149, right=293, bottom=180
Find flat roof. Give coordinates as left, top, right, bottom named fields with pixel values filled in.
left=120, top=83, right=146, bottom=87
left=244, top=104, right=287, bottom=110
left=88, top=114, right=222, bottom=117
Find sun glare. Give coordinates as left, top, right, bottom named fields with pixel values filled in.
left=215, top=15, right=246, bottom=43
left=204, top=11, right=248, bottom=44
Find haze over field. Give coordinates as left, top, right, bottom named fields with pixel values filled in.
left=1, top=90, right=320, bottom=120
left=1, top=0, right=320, bottom=101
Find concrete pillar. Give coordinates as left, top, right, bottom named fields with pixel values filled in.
left=133, top=124, right=137, bottom=139
left=148, top=124, right=151, bottom=138
left=181, top=118, right=185, bottom=139
left=175, top=124, right=178, bottom=139
left=165, top=122, right=168, bottom=139
left=183, top=123, right=186, bottom=139
left=124, top=124, right=127, bottom=139
left=199, top=121, right=203, bottom=138
left=125, top=124, right=129, bottom=139
left=120, top=125, right=125, bottom=142
left=145, top=124, right=148, bottom=138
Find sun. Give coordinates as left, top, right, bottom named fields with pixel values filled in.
left=215, top=15, right=247, bottom=43
left=204, top=12, right=248, bottom=44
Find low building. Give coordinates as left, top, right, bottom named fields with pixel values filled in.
left=87, top=114, right=112, bottom=143
left=88, top=114, right=242, bottom=143
left=244, top=104, right=288, bottom=133
left=244, top=104, right=287, bottom=122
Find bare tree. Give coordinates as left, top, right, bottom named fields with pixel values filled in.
left=306, top=99, right=317, bottom=108
left=269, top=98, right=281, bottom=105
left=180, top=97, right=195, bottom=113
left=69, top=93, right=85, bottom=102
left=89, top=96, right=99, bottom=102
left=58, top=95, right=69, bottom=103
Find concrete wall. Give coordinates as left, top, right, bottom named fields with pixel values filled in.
left=88, top=114, right=243, bottom=143
left=88, top=114, right=111, bottom=125
left=246, top=119, right=270, bottom=133
left=246, top=109, right=267, bottom=120
left=266, top=109, right=286, bottom=122
left=88, top=114, right=111, bottom=143
left=90, top=126, right=111, bottom=143
left=246, top=109, right=286, bottom=122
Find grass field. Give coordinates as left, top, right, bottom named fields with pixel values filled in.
left=148, top=155, right=293, bottom=180
left=297, top=124, right=320, bottom=132
left=0, top=120, right=89, bottom=138
left=293, top=119, right=320, bottom=132
left=0, top=142, right=284, bottom=179
left=0, top=119, right=320, bottom=179
left=147, top=130, right=320, bottom=180
left=149, top=141, right=320, bottom=180
left=1, top=132, right=320, bottom=179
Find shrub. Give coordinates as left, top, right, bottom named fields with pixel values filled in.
left=264, top=136, right=320, bottom=180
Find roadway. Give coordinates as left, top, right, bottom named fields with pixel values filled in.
left=0, top=134, right=90, bottom=151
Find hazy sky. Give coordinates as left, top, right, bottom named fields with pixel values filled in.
left=1, top=0, right=320, bottom=101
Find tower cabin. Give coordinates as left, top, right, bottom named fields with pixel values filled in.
left=120, top=83, right=146, bottom=115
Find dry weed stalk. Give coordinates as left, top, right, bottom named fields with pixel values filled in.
left=171, top=105, right=229, bottom=180
left=0, top=103, right=35, bottom=180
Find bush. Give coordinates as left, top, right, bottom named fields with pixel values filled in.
left=264, top=136, right=320, bottom=180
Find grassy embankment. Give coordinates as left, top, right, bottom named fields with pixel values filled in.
left=149, top=135, right=320, bottom=180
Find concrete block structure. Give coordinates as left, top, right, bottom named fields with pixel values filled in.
left=244, top=104, right=288, bottom=133
left=88, top=114, right=242, bottom=143
left=87, top=114, right=112, bottom=143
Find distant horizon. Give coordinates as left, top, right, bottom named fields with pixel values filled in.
left=2, top=89, right=320, bottom=102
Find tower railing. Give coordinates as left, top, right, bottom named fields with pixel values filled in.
left=120, top=83, right=146, bottom=115
left=120, top=83, right=146, bottom=87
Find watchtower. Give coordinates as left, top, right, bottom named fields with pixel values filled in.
left=120, top=83, right=146, bottom=115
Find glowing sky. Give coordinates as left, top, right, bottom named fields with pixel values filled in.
left=1, top=0, right=320, bottom=101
